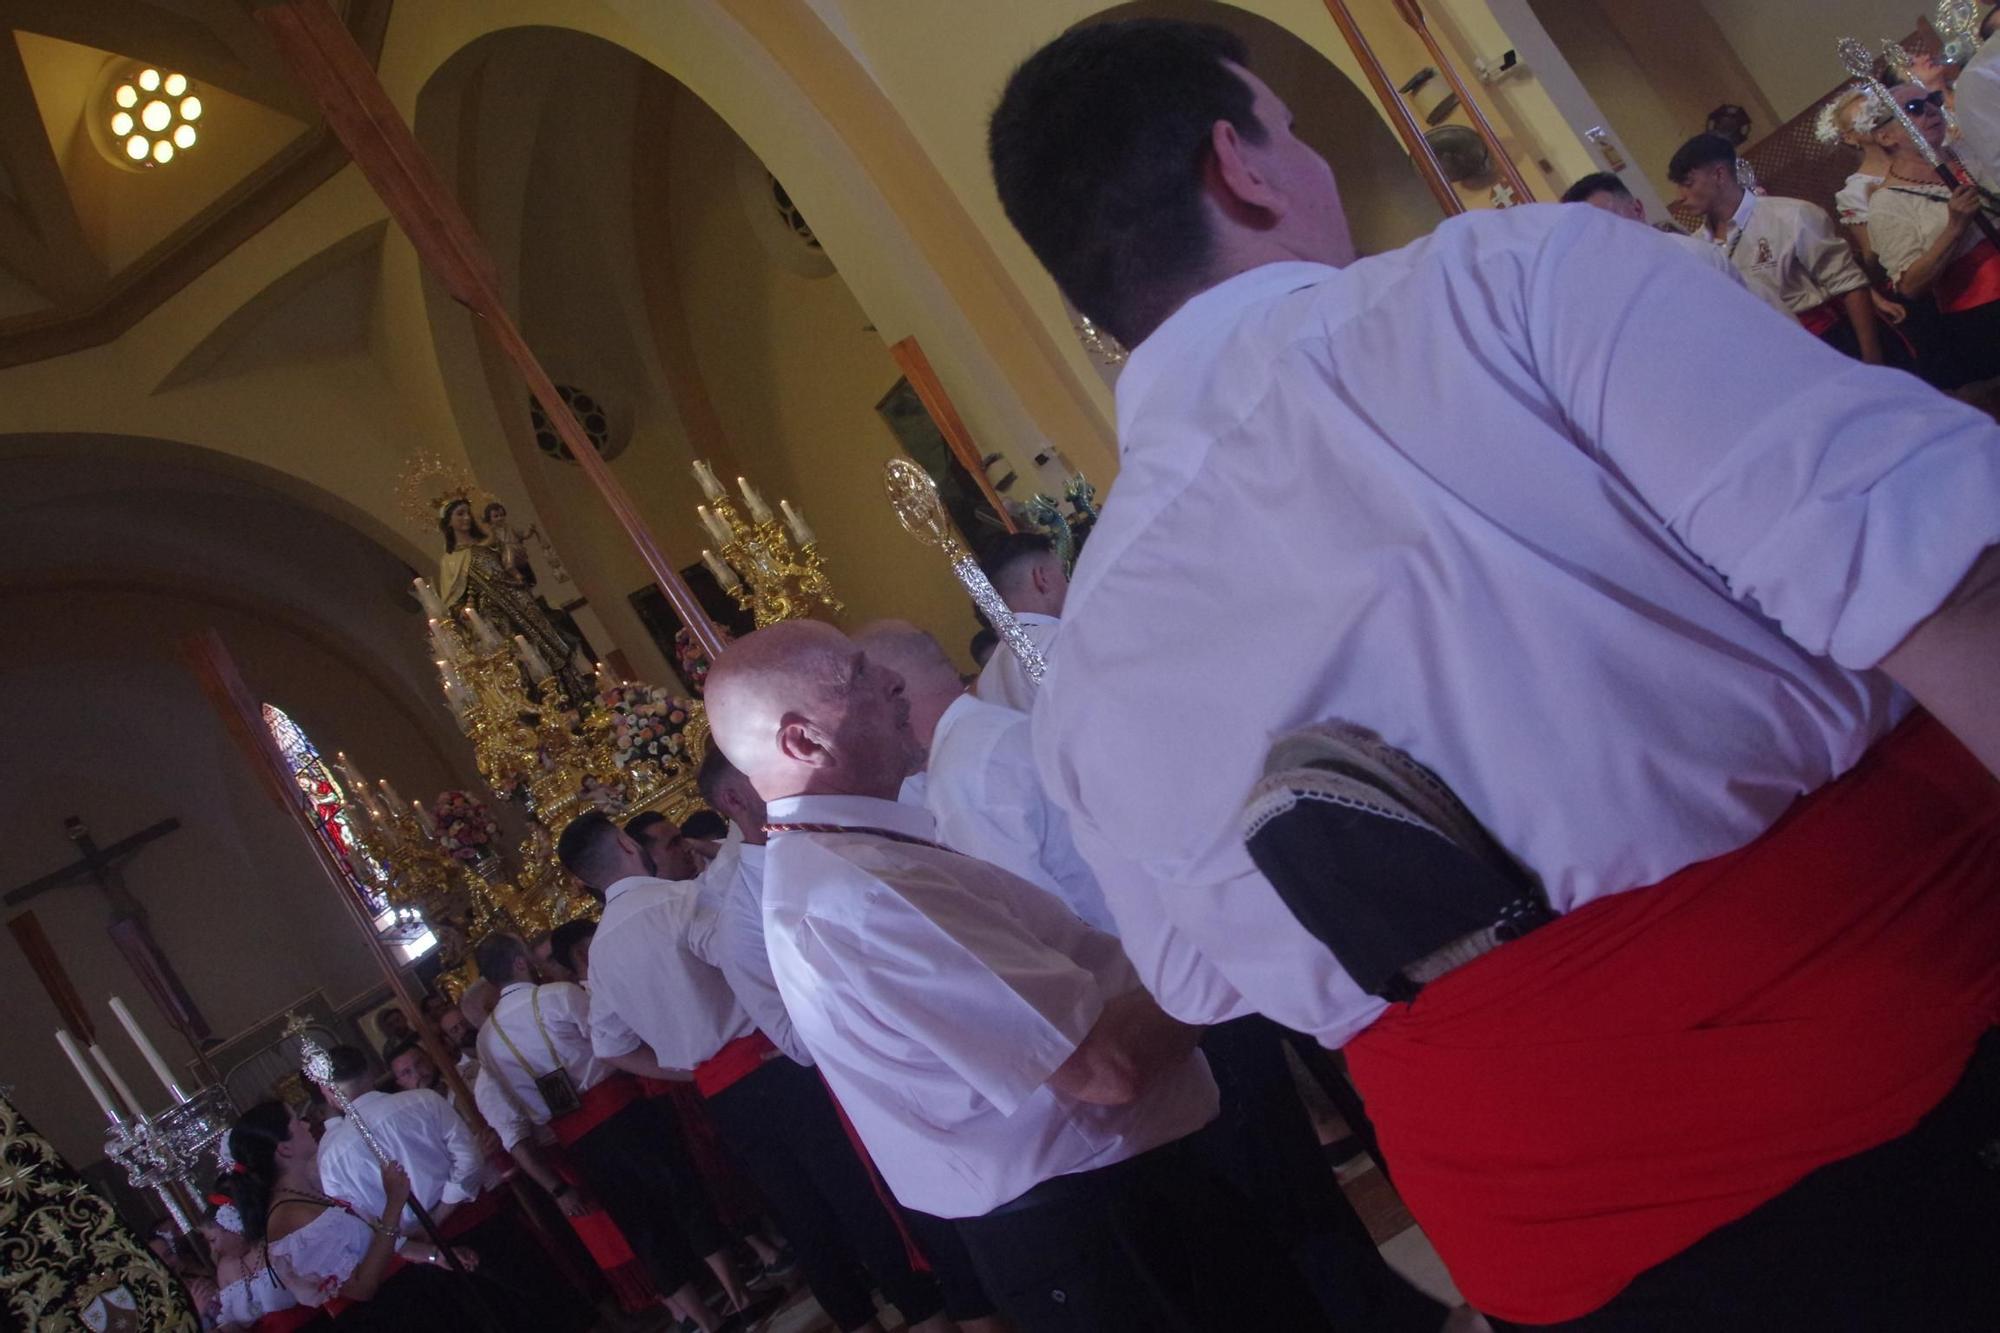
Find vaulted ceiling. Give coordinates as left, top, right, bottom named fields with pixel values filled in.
left=0, top=0, right=388, bottom=368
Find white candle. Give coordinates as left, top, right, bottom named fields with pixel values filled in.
left=738, top=477, right=774, bottom=525
left=412, top=800, right=439, bottom=837
left=691, top=459, right=726, bottom=502
left=513, top=634, right=551, bottom=681
left=88, top=1042, right=146, bottom=1121
left=428, top=618, right=462, bottom=666
left=464, top=607, right=505, bottom=651
left=702, top=549, right=742, bottom=591
left=109, top=996, right=183, bottom=1101
left=780, top=499, right=816, bottom=547
left=378, top=777, right=408, bottom=814
left=696, top=505, right=733, bottom=548
left=411, top=577, right=444, bottom=620
left=56, top=1031, right=123, bottom=1124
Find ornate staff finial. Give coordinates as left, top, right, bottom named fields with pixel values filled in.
left=285, top=1012, right=393, bottom=1168
left=883, top=459, right=1046, bottom=685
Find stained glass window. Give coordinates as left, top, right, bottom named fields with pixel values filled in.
left=263, top=704, right=435, bottom=962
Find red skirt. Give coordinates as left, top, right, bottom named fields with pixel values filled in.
left=1343, top=713, right=2000, bottom=1324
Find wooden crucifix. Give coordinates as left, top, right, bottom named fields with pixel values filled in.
left=6, top=816, right=213, bottom=1058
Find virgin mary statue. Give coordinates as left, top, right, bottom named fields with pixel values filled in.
left=438, top=498, right=589, bottom=704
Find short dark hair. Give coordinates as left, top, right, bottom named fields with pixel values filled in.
left=549, top=919, right=597, bottom=976
left=322, top=1043, right=370, bottom=1083
left=556, top=810, right=622, bottom=887
left=990, top=19, right=1262, bottom=347
left=978, top=531, right=1057, bottom=593
left=1981, top=4, right=1998, bottom=41
left=1668, top=133, right=1737, bottom=184
left=680, top=810, right=728, bottom=840
left=382, top=1036, right=425, bottom=1069
left=474, top=932, right=530, bottom=988
left=623, top=811, right=669, bottom=840
left=1560, top=171, right=1630, bottom=205
left=970, top=627, right=999, bottom=666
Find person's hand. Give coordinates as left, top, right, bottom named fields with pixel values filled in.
left=378, top=1162, right=412, bottom=1213
left=552, top=1183, right=597, bottom=1218
left=1869, top=289, right=1907, bottom=325
left=1946, top=183, right=1983, bottom=228
left=448, top=1246, right=479, bottom=1271
left=473, top=1127, right=503, bottom=1159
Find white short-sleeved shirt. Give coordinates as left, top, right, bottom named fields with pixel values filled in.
left=586, top=873, right=753, bottom=1071
left=925, top=692, right=1118, bottom=934
left=761, top=793, right=1218, bottom=1218
left=473, top=981, right=607, bottom=1149
left=317, top=1088, right=493, bottom=1235
left=1034, top=205, right=2000, bottom=1049
left=1698, top=189, right=1870, bottom=315
left=705, top=834, right=813, bottom=1066
left=973, top=611, right=1060, bottom=713
left=269, top=1206, right=408, bottom=1308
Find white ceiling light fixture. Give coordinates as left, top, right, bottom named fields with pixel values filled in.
left=92, top=62, right=204, bottom=171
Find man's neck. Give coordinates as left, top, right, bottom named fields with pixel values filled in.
left=777, top=776, right=903, bottom=803
left=1708, top=183, right=1745, bottom=232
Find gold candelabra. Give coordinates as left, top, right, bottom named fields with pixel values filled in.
left=690, top=459, right=842, bottom=626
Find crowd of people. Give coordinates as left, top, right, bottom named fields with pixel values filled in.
left=200, top=14, right=2000, bottom=1333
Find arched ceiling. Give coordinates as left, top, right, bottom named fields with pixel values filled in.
left=0, top=0, right=389, bottom=369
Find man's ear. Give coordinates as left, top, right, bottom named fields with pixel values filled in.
left=777, top=715, right=834, bottom=768
left=1208, top=117, right=1285, bottom=222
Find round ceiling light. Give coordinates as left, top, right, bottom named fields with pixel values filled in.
left=96, top=65, right=203, bottom=170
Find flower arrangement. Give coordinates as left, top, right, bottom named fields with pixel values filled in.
left=431, top=789, right=501, bottom=862
left=602, top=681, right=696, bottom=773
left=581, top=773, right=632, bottom=815
left=673, top=625, right=734, bottom=696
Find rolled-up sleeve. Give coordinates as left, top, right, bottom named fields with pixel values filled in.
left=803, top=853, right=1100, bottom=1117
left=1527, top=206, right=2000, bottom=668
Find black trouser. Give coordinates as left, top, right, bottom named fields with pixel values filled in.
left=1494, top=1030, right=2000, bottom=1332
left=569, top=1096, right=723, bottom=1295
left=705, top=1056, right=946, bottom=1331
left=446, top=1196, right=593, bottom=1332
left=901, top=1206, right=1001, bottom=1323
left=1198, top=1016, right=1446, bottom=1331
left=954, top=1132, right=1334, bottom=1333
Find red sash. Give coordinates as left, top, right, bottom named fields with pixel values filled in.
left=1936, top=237, right=2000, bottom=312
left=1343, top=713, right=2000, bottom=1325
left=645, top=1076, right=766, bottom=1227
left=542, top=1142, right=657, bottom=1313
left=1795, top=299, right=1842, bottom=336
left=693, top=1030, right=779, bottom=1097
left=546, top=1073, right=642, bottom=1148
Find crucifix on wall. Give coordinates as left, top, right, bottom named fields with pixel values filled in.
left=5, top=816, right=213, bottom=1069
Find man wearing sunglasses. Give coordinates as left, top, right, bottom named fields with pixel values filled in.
left=1671, top=131, right=1885, bottom=365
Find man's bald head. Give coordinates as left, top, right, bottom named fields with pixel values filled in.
left=854, top=620, right=966, bottom=750
left=706, top=619, right=922, bottom=802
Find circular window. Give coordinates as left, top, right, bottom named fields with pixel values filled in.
left=529, top=385, right=622, bottom=463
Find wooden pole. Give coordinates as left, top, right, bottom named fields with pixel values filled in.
left=249, top=0, right=726, bottom=661
left=1387, top=0, right=1536, bottom=203
left=1319, top=0, right=1461, bottom=215
left=180, top=630, right=486, bottom=1127
left=889, top=336, right=1019, bottom=534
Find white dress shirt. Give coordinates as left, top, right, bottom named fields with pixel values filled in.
left=317, top=1087, right=492, bottom=1235
left=705, top=833, right=813, bottom=1066
left=925, top=691, right=1118, bottom=933
left=473, top=981, right=608, bottom=1149
left=1698, top=189, right=1869, bottom=316
left=588, top=873, right=754, bottom=1071
left=1034, top=205, right=2000, bottom=1050
left=1958, top=34, right=2000, bottom=186
left=973, top=611, right=1060, bottom=713
left=761, top=793, right=1218, bottom=1218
